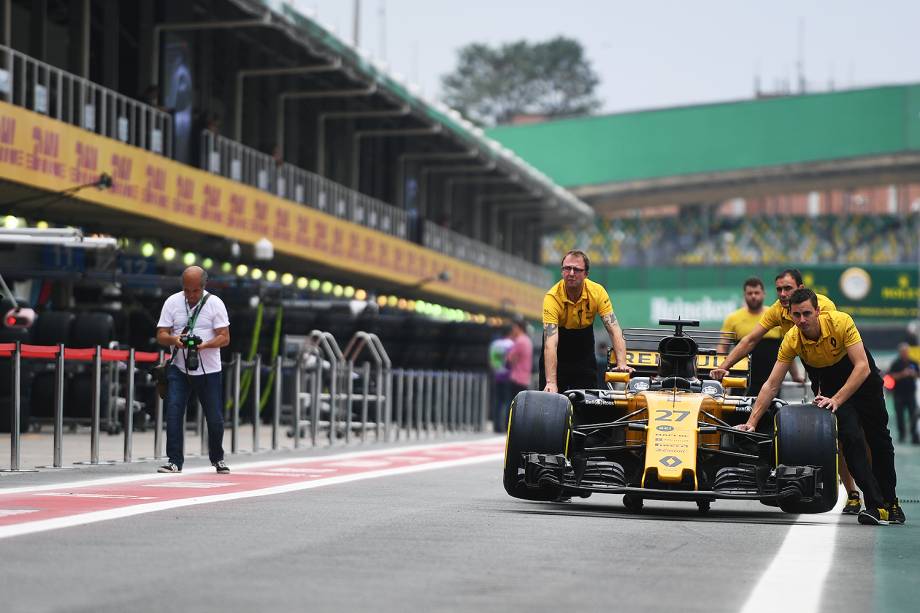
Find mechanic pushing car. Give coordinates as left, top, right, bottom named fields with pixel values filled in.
left=734, top=288, right=904, bottom=526
left=540, top=249, right=632, bottom=394
left=713, top=268, right=864, bottom=515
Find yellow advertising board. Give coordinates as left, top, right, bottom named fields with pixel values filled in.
left=0, top=101, right=546, bottom=318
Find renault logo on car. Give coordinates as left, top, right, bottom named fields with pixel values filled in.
left=660, top=456, right=682, bottom=468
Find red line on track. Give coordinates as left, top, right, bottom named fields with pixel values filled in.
left=0, top=441, right=504, bottom=533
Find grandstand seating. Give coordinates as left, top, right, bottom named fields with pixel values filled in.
left=544, top=213, right=919, bottom=266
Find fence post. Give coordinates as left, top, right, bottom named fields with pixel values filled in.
left=123, top=348, right=135, bottom=463
left=9, top=341, right=21, bottom=470
left=231, top=352, right=240, bottom=454
left=293, top=354, right=302, bottom=449
left=252, top=353, right=261, bottom=453
left=360, top=361, right=370, bottom=443
left=272, top=355, right=281, bottom=450
left=53, top=343, right=65, bottom=467
left=154, top=350, right=164, bottom=458
left=90, top=345, right=101, bottom=463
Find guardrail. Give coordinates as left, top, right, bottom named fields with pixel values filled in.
left=200, top=130, right=409, bottom=240
left=0, top=43, right=173, bottom=156
left=1, top=330, right=490, bottom=471
left=422, top=221, right=551, bottom=287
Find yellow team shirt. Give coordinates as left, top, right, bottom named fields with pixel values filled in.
left=721, top=307, right=782, bottom=342
left=777, top=310, right=862, bottom=368
left=759, top=293, right=836, bottom=336
left=543, top=278, right=613, bottom=329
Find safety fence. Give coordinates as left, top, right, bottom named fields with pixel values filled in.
left=0, top=43, right=173, bottom=156
left=0, top=331, right=489, bottom=472
left=200, top=131, right=409, bottom=240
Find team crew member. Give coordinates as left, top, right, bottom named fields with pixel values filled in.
left=712, top=269, right=836, bottom=379
left=735, top=289, right=903, bottom=525
left=156, top=266, right=231, bottom=474
left=719, top=277, right=783, bottom=396
left=541, top=250, right=632, bottom=393
left=888, top=343, right=920, bottom=444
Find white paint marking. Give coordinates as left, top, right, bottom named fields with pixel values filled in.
left=142, top=481, right=237, bottom=489
left=0, top=509, right=39, bottom=517
left=0, top=444, right=504, bottom=540
left=35, top=493, right=157, bottom=500
left=739, top=485, right=846, bottom=613
left=327, top=459, right=393, bottom=468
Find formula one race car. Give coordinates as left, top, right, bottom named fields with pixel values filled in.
left=503, top=319, right=839, bottom=514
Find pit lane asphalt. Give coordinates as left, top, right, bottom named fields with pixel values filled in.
left=0, top=437, right=917, bottom=613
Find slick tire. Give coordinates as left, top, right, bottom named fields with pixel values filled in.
left=503, top=390, right=571, bottom=501
left=774, top=403, right=839, bottom=514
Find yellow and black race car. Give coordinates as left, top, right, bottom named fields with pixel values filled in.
left=504, top=319, right=839, bottom=514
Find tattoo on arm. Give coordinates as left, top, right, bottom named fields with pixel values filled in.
left=544, top=323, right=558, bottom=338
left=601, top=313, right=618, bottom=330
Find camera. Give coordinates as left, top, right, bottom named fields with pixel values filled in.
left=183, top=334, right=204, bottom=371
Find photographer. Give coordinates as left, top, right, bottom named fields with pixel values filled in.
left=155, top=266, right=230, bottom=474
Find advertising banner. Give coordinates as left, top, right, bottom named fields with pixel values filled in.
left=0, top=101, right=545, bottom=318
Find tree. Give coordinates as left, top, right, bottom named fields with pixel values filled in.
left=440, top=37, right=601, bottom=126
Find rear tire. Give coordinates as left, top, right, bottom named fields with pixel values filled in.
left=775, top=404, right=839, bottom=513
left=503, top=391, right=571, bottom=501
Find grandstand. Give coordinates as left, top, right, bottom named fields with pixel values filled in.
left=545, top=211, right=919, bottom=267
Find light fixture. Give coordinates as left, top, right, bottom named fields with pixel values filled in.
left=140, top=242, right=155, bottom=258
left=162, top=247, right=176, bottom=261
left=281, top=273, right=294, bottom=286
left=296, top=276, right=308, bottom=289
left=202, top=257, right=214, bottom=269
left=236, top=263, right=249, bottom=276
left=266, top=270, right=277, bottom=282
left=221, top=261, right=233, bottom=273
left=183, top=252, right=196, bottom=266
left=321, top=281, right=333, bottom=294
left=251, top=268, right=263, bottom=280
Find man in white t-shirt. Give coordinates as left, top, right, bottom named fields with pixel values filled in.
left=155, top=266, right=231, bottom=473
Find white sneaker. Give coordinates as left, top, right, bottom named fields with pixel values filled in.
left=157, top=463, right=181, bottom=473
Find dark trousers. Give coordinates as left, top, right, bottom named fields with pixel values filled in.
left=893, top=394, right=919, bottom=443
left=492, top=380, right=512, bottom=433
left=836, top=393, right=897, bottom=508
left=166, top=366, right=225, bottom=467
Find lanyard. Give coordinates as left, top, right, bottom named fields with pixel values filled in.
left=184, top=292, right=209, bottom=333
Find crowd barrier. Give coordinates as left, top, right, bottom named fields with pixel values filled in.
left=0, top=330, right=489, bottom=472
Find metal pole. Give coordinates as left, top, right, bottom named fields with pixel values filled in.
left=329, top=356, right=338, bottom=446
left=310, top=365, right=320, bottom=447
left=53, top=343, right=65, bottom=467
left=10, top=341, right=20, bottom=469
left=360, top=362, right=370, bottom=443
left=154, top=350, right=164, bottom=458
left=123, top=348, right=135, bottom=462
left=272, top=355, right=281, bottom=450
left=90, top=345, right=101, bottom=463
left=252, top=353, right=261, bottom=453
left=424, top=371, right=433, bottom=438
left=480, top=374, right=489, bottom=432
left=394, top=369, right=404, bottom=441
left=345, top=362, right=354, bottom=444
left=293, top=354, right=302, bottom=449
left=405, top=371, right=415, bottom=440
left=232, top=352, right=240, bottom=454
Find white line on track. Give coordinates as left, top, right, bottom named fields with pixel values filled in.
left=0, top=440, right=504, bottom=540
left=739, top=485, right=847, bottom=613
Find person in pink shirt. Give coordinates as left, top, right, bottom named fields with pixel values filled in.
left=501, top=315, right=534, bottom=429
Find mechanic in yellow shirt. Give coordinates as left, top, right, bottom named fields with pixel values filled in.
left=713, top=269, right=836, bottom=379
left=719, top=277, right=783, bottom=396
left=735, top=288, right=903, bottom=525
left=541, top=250, right=632, bottom=393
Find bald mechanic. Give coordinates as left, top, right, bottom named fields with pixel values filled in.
left=541, top=250, right=632, bottom=394
left=156, top=266, right=230, bottom=474
left=735, top=289, right=903, bottom=525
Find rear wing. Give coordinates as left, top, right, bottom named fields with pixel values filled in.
left=610, top=327, right=749, bottom=377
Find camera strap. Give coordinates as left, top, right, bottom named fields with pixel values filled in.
left=178, top=293, right=211, bottom=374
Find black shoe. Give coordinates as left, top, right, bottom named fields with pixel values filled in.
left=842, top=491, right=861, bottom=515
left=157, top=463, right=181, bottom=473
left=213, top=460, right=230, bottom=474
left=857, top=507, right=890, bottom=525
left=887, top=499, right=906, bottom=525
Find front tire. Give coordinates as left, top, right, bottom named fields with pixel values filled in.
left=503, top=391, right=572, bottom=500
left=774, top=404, right=839, bottom=513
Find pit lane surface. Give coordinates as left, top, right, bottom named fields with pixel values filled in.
left=0, top=437, right=917, bottom=613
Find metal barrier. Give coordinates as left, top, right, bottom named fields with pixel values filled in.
left=422, top=221, right=551, bottom=287
left=1, top=332, right=491, bottom=471
left=200, top=130, right=408, bottom=240
left=0, top=44, right=173, bottom=156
